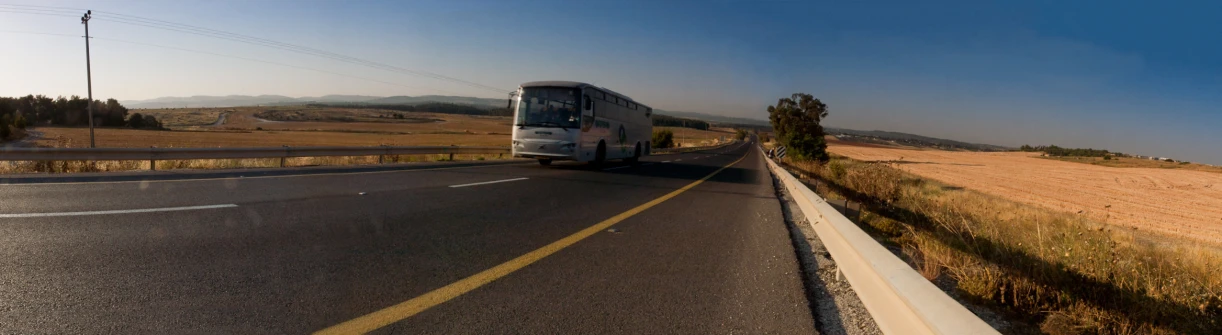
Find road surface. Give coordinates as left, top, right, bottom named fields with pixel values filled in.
left=0, top=140, right=817, bottom=334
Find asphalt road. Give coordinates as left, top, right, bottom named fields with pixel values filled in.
left=0, top=139, right=817, bottom=334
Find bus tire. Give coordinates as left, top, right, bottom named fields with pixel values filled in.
left=626, top=143, right=641, bottom=164
left=594, top=141, right=606, bottom=165
left=538, top=158, right=552, bottom=166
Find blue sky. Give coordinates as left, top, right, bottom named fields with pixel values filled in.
left=1, top=0, right=1220, bottom=164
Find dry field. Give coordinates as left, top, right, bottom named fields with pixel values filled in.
left=827, top=141, right=1222, bottom=245
left=138, top=109, right=228, bottom=127
left=656, top=126, right=735, bottom=147
left=1046, top=155, right=1222, bottom=174
left=31, top=106, right=515, bottom=148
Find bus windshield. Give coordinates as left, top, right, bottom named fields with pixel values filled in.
left=517, top=87, right=580, bottom=129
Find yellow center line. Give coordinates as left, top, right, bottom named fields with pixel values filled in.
left=314, top=151, right=750, bottom=335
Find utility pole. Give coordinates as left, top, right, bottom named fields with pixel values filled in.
left=81, top=10, right=95, bottom=148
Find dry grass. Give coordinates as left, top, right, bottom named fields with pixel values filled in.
left=138, top=109, right=228, bottom=127
left=784, top=156, right=1222, bottom=334
left=827, top=144, right=1222, bottom=246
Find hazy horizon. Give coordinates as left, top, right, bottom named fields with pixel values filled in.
left=3, top=0, right=1221, bottom=164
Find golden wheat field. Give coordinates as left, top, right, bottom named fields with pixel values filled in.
left=827, top=141, right=1222, bottom=245
left=31, top=107, right=515, bottom=148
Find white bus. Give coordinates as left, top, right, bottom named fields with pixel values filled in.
left=510, top=81, right=654, bottom=165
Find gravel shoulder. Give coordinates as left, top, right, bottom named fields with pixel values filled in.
left=769, top=167, right=883, bottom=335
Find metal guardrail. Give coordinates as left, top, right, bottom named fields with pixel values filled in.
left=0, top=145, right=511, bottom=169
left=0, top=140, right=732, bottom=170
left=762, top=149, right=998, bottom=335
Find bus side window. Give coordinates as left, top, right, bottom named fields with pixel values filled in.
left=584, top=95, right=592, bottom=110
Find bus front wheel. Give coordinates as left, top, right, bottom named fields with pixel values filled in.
left=538, top=158, right=552, bottom=166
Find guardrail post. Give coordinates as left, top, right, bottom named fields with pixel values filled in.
left=149, top=146, right=156, bottom=171
left=449, top=144, right=455, bottom=161
left=281, top=145, right=288, bottom=167
left=379, top=145, right=387, bottom=164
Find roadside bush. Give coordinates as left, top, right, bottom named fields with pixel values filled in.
left=733, top=129, right=748, bottom=140
left=0, top=123, right=9, bottom=139
left=128, top=113, right=144, bottom=128
left=652, top=129, right=674, bottom=149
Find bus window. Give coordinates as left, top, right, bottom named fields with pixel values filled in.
left=517, top=87, right=580, bottom=128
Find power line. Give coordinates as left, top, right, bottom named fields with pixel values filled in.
left=0, top=8, right=78, bottom=18
left=89, top=36, right=465, bottom=95
left=0, top=28, right=465, bottom=95
left=0, top=3, right=511, bottom=94
left=0, top=29, right=79, bottom=38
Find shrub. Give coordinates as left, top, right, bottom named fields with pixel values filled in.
left=0, top=123, right=9, bottom=139
left=652, top=129, right=674, bottom=149
left=127, top=113, right=144, bottom=128
left=733, top=129, right=748, bottom=140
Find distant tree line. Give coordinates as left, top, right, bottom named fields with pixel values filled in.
left=0, top=95, right=129, bottom=128
left=0, top=95, right=162, bottom=139
left=1019, top=144, right=1123, bottom=158
left=308, top=102, right=512, bottom=117
left=652, top=114, right=709, bottom=130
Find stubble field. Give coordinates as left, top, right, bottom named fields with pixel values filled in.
left=828, top=141, right=1222, bottom=245
left=32, top=107, right=514, bottom=148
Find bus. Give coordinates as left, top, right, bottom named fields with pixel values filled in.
left=510, top=81, right=654, bottom=165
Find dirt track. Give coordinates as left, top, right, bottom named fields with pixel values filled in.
left=828, top=144, right=1222, bottom=245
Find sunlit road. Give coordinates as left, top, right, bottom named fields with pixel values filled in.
left=0, top=140, right=816, bottom=334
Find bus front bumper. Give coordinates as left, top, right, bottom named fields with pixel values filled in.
left=512, top=139, right=578, bottom=160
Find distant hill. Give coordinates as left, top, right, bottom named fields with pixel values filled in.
left=826, top=127, right=1011, bottom=151
left=123, top=94, right=504, bottom=109
left=654, top=110, right=769, bottom=126
left=364, top=95, right=505, bottom=107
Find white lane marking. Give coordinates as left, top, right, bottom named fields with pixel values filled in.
left=449, top=177, right=529, bottom=188
left=675, top=159, right=683, bottom=162
left=661, top=161, right=672, bottom=163
left=0, top=204, right=239, bottom=218
left=602, top=166, right=631, bottom=171
left=0, top=161, right=532, bottom=187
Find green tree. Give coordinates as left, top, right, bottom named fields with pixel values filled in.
left=0, top=124, right=9, bottom=140
left=733, top=129, right=748, bottom=140
left=768, top=93, right=829, bottom=162
left=128, top=113, right=145, bottom=129
left=14, top=114, right=27, bottom=129
left=143, top=115, right=163, bottom=129
left=652, top=129, right=674, bottom=149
